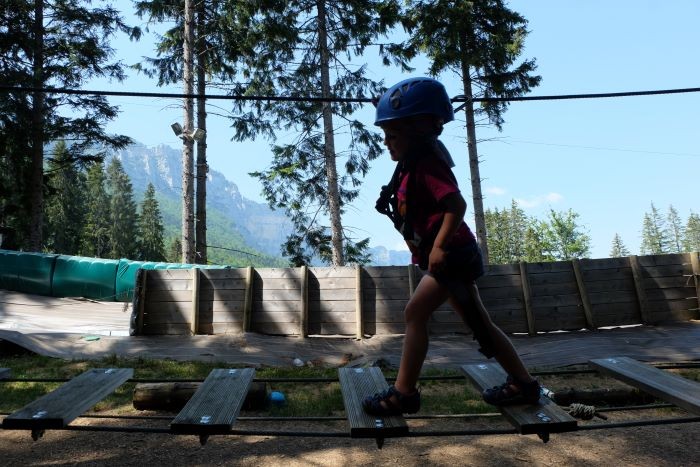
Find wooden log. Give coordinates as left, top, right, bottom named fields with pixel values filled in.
left=572, top=258, right=595, bottom=330
left=519, top=261, right=536, bottom=336
left=300, top=265, right=309, bottom=337
left=355, top=264, right=363, bottom=339
left=133, top=381, right=269, bottom=411
left=243, top=266, right=254, bottom=332
left=629, top=255, right=652, bottom=324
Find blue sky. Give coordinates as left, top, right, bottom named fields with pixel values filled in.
left=94, top=1, right=700, bottom=259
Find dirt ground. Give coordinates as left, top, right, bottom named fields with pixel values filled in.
left=1, top=408, right=699, bottom=466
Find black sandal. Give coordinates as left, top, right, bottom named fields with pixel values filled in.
left=482, top=376, right=541, bottom=406
left=362, top=385, right=421, bottom=416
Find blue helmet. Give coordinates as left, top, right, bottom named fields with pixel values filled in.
left=374, top=77, right=454, bottom=126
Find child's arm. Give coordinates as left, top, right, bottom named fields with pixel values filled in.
left=428, top=192, right=467, bottom=273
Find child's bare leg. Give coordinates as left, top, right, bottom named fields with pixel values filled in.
left=449, top=282, right=534, bottom=383
left=394, top=274, right=450, bottom=395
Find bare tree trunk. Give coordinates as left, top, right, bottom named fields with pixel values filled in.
left=28, top=0, right=44, bottom=251
left=195, top=1, right=207, bottom=265
left=316, top=0, right=344, bottom=266
left=181, top=0, right=195, bottom=263
left=460, top=47, right=490, bottom=264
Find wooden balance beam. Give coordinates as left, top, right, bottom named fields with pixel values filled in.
left=170, top=368, right=255, bottom=445
left=462, top=363, right=577, bottom=442
left=338, top=367, right=408, bottom=448
left=589, top=357, right=700, bottom=415
left=2, top=368, right=133, bottom=440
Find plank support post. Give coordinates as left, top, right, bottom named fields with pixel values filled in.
left=191, top=267, right=200, bottom=335
left=690, top=252, right=700, bottom=313
left=572, top=258, right=595, bottom=330
left=243, top=266, right=254, bottom=332
left=130, top=268, right=147, bottom=336
left=300, top=265, right=309, bottom=338
left=355, top=264, right=364, bottom=340
left=629, top=255, right=651, bottom=324
left=519, top=261, right=536, bottom=336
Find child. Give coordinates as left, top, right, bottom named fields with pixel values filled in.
left=363, top=77, right=541, bottom=416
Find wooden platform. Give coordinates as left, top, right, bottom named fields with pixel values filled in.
left=462, top=363, right=577, bottom=436
left=2, top=368, right=133, bottom=430
left=338, top=367, right=408, bottom=439
left=170, top=368, right=255, bottom=435
left=590, top=357, right=700, bottom=415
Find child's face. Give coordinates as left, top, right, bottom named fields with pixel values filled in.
left=381, top=121, right=412, bottom=162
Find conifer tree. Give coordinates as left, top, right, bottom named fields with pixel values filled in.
left=138, top=183, right=166, bottom=261
left=80, top=162, right=111, bottom=258
left=522, top=220, right=551, bottom=263
left=666, top=205, right=685, bottom=253
left=543, top=209, right=591, bottom=260
left=401, top=0, right=540, bottom=264
left=106, top=158, right=139, bottom=259
left=0, top=1, right=139, bottom=250
left=640, top=202, right=670, bottom=255
left=44, top=141, right=86, bottom=254
left=684, top=212, right=700, bottom=253
left=610, top=233, right=631, bottom=258
left=485, top=200, right=528, bottom=264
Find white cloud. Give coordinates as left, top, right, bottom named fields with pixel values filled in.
left=516, top=192, right=564, bottom=208
left=485, top=186, right=507, bottom=196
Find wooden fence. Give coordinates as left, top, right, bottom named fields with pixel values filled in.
left=130, top=252, right=700, bottom=337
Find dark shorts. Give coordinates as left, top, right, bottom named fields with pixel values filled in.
left=419, top=242, right=495, bottom=358
left=422, top=241, right=485, bottom=285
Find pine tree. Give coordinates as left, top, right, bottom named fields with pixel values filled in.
left=138, top=183, right=166, bottom=262
left=485, top=200, right=528, bottom=264
left=44, top=141, right=86, bottom=254
left=640, top=202, right=670, bottom=255
left=522, top=220, right=551, bottom=263
left=610, top=233, right=631, bottom=258
left=684, top=212, right=700, bottom=253
left=242, top=1, right=405, bottom=266
left=80, top=162, right=111, bottom=257
left=401, top=0, right=540, bottom=263
left=0, top=1, right=140, bottom=250
left=666, top=205, right=685, bottom=253
left=106, top=158, right=139, bottom=259
left=166, top=237, right=183, bottom=263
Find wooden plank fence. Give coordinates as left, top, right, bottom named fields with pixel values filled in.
left=130, top=252, right=700, bottom=337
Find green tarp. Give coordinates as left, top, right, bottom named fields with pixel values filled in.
left=0, top=249, right=57, bottom=296
left=52, top=256, right=120, bottom=300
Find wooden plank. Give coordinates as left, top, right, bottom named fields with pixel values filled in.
left=300, top=265, right=309, bottom=338
left=461, top=363, right=577, bottom=435
left=0, top=368, right=11, bottom=379
left=637, top=253, right=688, bottom=267
left=191, top=268, right=200, bottom=335
left=308, top=266, right=357, bottom=278
left=199, top=268, right=248, bottom=281
left=243, top=266, right=254, bottom=332
left=589, top=357, right=700, bottom=416
left=408, top=264, right=418, bottom=296
left=2, top=368, right=133, bottom=430
left=356, top=264, right=363, bottom=339
left=170, top=368, right=254, bottom=435
left=338, top=367, right=408, bottom=438
left=362, top=266, right=410, bottom=278
left=692, top=252, right=700, bottom=311
left=141, top=323, right=192, bottom=335
left=572, top=258, right=595, bottom=329
left=519, top=262, right=536, bottom=336
left=630, top=255, right=652, bottom=324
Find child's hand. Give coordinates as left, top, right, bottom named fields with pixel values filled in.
left=428, top=246, right=448, bottom=274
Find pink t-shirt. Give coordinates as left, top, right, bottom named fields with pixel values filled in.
left=396, top=157, right=476, bottom=263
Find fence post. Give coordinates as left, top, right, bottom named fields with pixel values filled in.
left=355, top=264, right=364, bottom=340
left=629, top=255, right=652, bottom=324
left=243, top=266, right=254, bottom=332
left=572, top=258, right=595, bottom=330
left=300, top=265, right=309, bottom=337
left=130, top=268, right=147, bottom=336
left=408, top=263, right=418, bottom=297
left=691, top=252, right=700, bottom=312
left=519, top=261, right=536, bottom=336
left=191, top=267, right=200, bottom=335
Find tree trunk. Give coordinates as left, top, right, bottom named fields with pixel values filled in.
left=316, top=0, right=344, bottom=266
left=181, top=0, right=195, bottom=263
left=460, top=43, right=490, bottom=265
left=28, top=0, right=44, bottom=251
left=195, top=1, right=207, bottom=265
